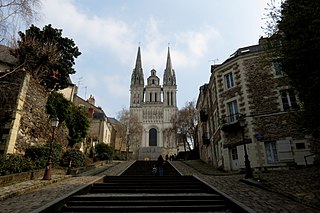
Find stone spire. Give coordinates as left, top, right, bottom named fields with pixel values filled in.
left=131, top=46, right=144, bottom=86
left=163, top=46, right=176, bottom=86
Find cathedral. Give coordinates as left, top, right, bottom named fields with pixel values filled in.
left=130, top=46, right=178, bottom=160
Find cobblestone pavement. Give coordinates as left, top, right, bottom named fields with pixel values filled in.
left=0, top=161, right=133, bottom=213
left=0, top=160, right=319, bottom=213
left=171, top=160, right=320, bottom=213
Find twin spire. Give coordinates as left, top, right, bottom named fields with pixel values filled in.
left=131, top=46, right=176, bottom=86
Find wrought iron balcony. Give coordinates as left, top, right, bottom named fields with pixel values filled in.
left=220, top=113, right=242, bottom=133
left=200, top=110, right=208, bottom=122
left=202, top=132, right=210, bottom=145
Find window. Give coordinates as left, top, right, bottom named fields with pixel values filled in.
left=227, top=100, right=238, bottom=122
left=273, top=61, right=283, bottom=76
left=265, top=142, right=278, bottom=163
left=149, top=92, right=152, bottom=102
left=155, top=93, right=157, bottom=102
left=231, top=148, right=238, bottom=160
left=281, top=89, right=299, bottom=111
left=225, top=72, right=234, bottom=89
left=295, top=143, right=306, bottom=150
left=152, top=79, right=155, bottom=85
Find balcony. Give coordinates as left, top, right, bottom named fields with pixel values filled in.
left=200, top=110, right=208, bottom=122
left=202, top=132, right=210, bottom=145
left=220, top=113, right=242, bottom=133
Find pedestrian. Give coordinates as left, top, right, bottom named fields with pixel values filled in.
left=165, top=154, right=169, bottom=161
left=157, top=155, right=164, bottom=176
left=152, top=164, right=157, bottom=176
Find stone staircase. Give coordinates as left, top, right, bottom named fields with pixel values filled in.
left=120, top=160, right=181, bottom=176
left=61, top=161, right=233, bottom=212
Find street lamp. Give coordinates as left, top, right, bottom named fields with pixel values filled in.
left=126, top=126, right=129, bottom=161
left=43, top=116, right=59, bottom=180
left=238, top=115, right=254, bottom=179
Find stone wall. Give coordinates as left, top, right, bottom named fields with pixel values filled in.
left=0, top=70, right=68, bottom=155
left=15, top=74, right=50, bottom=153
left=0, top=71, right=26, bottom=154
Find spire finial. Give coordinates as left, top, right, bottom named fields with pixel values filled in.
left=166, top=45, right=172, bottom=70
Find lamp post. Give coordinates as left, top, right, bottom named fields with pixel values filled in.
left=126, top=126, right=129, bottom=161
left=43, top=116, right=59, bottom=180
left=238, top=115, right=254, bottom=179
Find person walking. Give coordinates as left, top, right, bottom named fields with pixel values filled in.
left=157, top=155, right=164, bottom=176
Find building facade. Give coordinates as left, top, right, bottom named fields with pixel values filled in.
left=196, top=38, right=315, bottom=172
left=130, top=47, right=178, bottom=159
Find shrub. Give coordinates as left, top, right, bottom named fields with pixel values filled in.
left=113, top=152, right=126, bottom=160
left=0, top=154, right=34, bottom=175
left=95, top=143, right=114, bottom=161
left=25, top=143, right=63, bottom=169
left=61, top=149, right=86, bottom=168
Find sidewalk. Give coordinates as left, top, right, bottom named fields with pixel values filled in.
left=172, top=160, right=320, bottom=213
left=0, top=161, right=126, bottom=202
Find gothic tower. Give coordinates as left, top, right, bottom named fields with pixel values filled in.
left=129, top=46, right=178, bottom=160
left=130, top=46, right=144, bottom=108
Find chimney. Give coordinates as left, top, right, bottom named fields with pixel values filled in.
left=87, top=94, right=95, bottom=105
left=88, top=107, right=94, bottom=119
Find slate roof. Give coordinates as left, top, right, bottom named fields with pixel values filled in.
left=0, top=45, right=17, bottom=66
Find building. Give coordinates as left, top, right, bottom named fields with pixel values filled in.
left=72, top=95, right=112, bottom=153
left=196, top=38, right=315, bottom=172
left=129, top=47, right=178, bottom=159
left=108, top=117, right=127, bottom=154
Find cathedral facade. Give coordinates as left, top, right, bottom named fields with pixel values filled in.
left=130, top=47, right=178, bottom=159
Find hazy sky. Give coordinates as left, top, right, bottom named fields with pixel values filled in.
left=36, top=0, right=275, bottom=118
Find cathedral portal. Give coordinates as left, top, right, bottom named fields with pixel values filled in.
left=149, top=128, right=157, bottom=146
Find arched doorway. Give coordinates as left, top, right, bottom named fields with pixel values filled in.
left=149, top=128, right=157, bottom=146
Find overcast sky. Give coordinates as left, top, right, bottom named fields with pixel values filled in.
left=36, top=0, right=276, bottom=118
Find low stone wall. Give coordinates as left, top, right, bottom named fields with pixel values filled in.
left=0, top=161, right=108, bottom=186
left=0, top=169, right=66, bottom=187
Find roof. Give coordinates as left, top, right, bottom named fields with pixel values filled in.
left=0, top=45, right=17, bottom=66
left=108, top=117, right=120, bottom=125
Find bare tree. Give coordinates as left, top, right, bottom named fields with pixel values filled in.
left=117, top=108, right=143, bottom=160
left=172, top=101, right=198, bottom=152
left=262, top=0, right=283, bottom=37
left=0, top=0, right=41, bottom=44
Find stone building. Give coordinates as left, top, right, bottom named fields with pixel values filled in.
left=130, top=47, right=178, bottom=159
left=58, top=79, right=114, bottom=153
left=71, top=94, right=112, bottom=153
left=108, top=117, right=127, bottom=154
left=196, top=38, right=315, bottom=172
